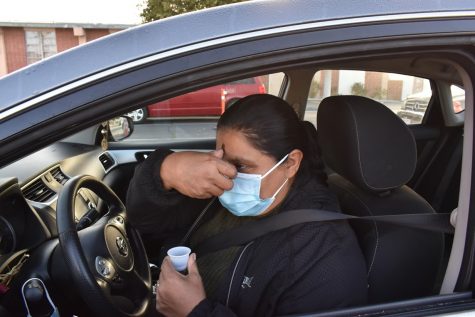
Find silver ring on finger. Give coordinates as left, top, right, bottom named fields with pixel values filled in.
left=153, top=281, right=159, bottom=295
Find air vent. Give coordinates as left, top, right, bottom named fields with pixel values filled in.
left=50, top=166, right=69, bottom=185
left=99, top=153, right=115, bottom=172
left=23, top=178, right=56, bottom=203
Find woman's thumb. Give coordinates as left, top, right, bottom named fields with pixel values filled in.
left=187, top=253, right=199, bottom=274
left=211, top=149, right=224, bottom=159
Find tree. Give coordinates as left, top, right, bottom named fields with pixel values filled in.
left=140, top=0, right=247, bottom=22
left=308, top=79, right=320, bottom=98
left=351, top=82, right=366, bottom=96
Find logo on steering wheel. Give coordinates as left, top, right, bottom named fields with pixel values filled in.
left=116, top=236, right=129, bottom=257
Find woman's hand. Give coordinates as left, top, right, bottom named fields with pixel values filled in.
left=160, top=149, right=237, bottom=198
left=156, top=253, right=206, bottom=317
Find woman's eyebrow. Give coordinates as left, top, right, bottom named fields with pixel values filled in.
left=221, top=145, right=254, bottom=166
left=227, top=156, right=254, bottom=166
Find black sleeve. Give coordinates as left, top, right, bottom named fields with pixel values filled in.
left=126, top=149, right=211, bottom=242
left=188, top=299, right=238, bottom=317
left=272, top=222, right=368, bottom=315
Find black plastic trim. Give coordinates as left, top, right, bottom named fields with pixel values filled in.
left=286, top=292, right=474, bottom=317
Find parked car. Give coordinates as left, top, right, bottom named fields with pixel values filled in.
left=396, top=109, right=425, bottom=124
left=0, top=1, right=474, bottom=316
left=401, top=90, right=431, bottom=112
left=126, top=77, right=266, bottom=122
left=399, top=85, right=466, bottom=123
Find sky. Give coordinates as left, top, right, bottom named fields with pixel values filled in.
left=0, top=0, right=143, bottom=25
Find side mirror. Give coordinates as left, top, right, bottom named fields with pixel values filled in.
left=108, top=116, right=134, bottom=141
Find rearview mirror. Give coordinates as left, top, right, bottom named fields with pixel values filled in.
left=108, top=116, right=134, bottom=141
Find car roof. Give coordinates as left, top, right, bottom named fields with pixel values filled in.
left=0, top=0, right=474, bottom=112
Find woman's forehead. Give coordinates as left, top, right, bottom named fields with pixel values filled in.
left=217, top=129, right=253, bottom=153
left=217, top=129, right=275, bottom=164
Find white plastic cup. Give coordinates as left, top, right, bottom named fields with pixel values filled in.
left=167, top=246, right=191, bottom=272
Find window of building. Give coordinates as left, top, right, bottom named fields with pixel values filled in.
left=25, top=29, right=57, bottom=64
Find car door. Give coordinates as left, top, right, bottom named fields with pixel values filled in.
left=2, top=3, right=475, bottom=316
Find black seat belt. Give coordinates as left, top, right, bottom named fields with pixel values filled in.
left=195, top=209, right=453, bottom=256
left=410, top=139, right=437, bottom=189
left=413, top=133, right=449, bottom=192
left=431, top=136, right=463, bottom=211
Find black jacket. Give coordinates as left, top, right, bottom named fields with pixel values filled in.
left=126, top=149, right=368, bottom=316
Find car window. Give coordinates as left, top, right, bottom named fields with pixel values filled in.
left=305, top=70, right=431, bottom=125
left=451, top=85, right=465, bottom=113
left=121, top=73, right=285, bottom=143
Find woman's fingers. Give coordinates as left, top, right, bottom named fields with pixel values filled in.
left=160, top=257, right=175, bottom=277
left=156, top=253, right=206, bottom=316
left=215, top=158, right=237, bottom=181
left=161, top=150, right=236, bottom=198
left=205, top=183, right=230, bottom=197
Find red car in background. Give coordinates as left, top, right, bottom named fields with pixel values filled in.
left=127, top=76, right=266, bottom=122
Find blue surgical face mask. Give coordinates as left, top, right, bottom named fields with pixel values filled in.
left=219, top=154, right=289, bottom=217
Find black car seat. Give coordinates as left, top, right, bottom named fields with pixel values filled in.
left=316, top=95, right=445, bottom=304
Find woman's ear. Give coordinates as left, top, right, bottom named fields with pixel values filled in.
left=284, top=149, right=303, bottom=178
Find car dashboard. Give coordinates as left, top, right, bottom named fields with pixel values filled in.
left=0, top=139, right=155, bottom=315
left=0, top=142, right=113, bottom=263
left=0, top=178, right=49, bottom=260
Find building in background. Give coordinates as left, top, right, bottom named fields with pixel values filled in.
left=311, top=69, right=429, bottom=102
left=0, top=22, right=135, bottom=76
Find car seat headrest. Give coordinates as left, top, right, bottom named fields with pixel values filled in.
left=317, top=95, right=417, bottom=193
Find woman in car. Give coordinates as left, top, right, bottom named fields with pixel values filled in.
left=126, top=94, right=367, bottom=316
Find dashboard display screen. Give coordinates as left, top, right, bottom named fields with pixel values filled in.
left=0, top=216, right=15, bottom=255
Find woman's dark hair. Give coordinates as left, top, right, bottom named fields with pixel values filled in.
left=217, top=94, right=327, bottom=185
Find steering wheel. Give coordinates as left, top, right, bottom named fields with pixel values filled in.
left=56, top=175, right=151, bottom=317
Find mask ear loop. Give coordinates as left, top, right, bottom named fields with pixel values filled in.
left=271, top=178, right=289, bottom=198
left=261, top=154, right=289, bottom=179
left=262, top=154, right=290, bottom=200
